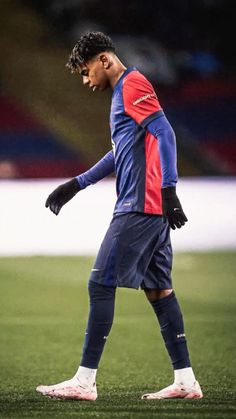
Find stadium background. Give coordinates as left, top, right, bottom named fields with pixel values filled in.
left=0, top=1, right=236, bottom=418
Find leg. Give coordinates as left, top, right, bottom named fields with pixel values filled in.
left=36, top=216, right=123, bottom=400
left=142, top=288, right=202, bottom=399
left=144, top=288, right=191, bottom=370
left=81, top=281, right=116, bottom=369
left=141, top=220, right=202, bottom=399
left=144, top=288, right=172, bottom=301
left=36, top=281, right=116, bottom=400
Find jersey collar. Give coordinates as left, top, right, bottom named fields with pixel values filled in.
left=113, top=67, right=137, bottom=92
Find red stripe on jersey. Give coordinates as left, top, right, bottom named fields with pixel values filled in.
left=144, top=132, right=163, bottom=214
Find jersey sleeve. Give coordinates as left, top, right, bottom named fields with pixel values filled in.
left=76, top=150, right=115, bottom=190
left=147, top=116, right=178, bottom=187
left=122, top=71, right=163, bottom=127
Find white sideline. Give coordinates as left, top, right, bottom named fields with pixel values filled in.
left=0, top=178, right=235, bottom=255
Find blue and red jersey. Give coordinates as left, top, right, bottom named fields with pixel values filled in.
left=77, top=67, right=177, bottom=215
left=111, top=67, right=164, bottom=214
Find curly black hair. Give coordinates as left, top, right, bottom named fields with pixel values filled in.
left=66, top=32, right=115, bottom=73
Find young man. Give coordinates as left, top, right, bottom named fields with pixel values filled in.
left=36, top=32, right=203, bottom=401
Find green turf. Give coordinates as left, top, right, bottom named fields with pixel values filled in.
left=0, top=252, right=236, bottom=418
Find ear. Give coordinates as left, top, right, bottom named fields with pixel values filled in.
left=99, top=53, right=111, bottom=69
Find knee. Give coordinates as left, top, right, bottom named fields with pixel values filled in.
left=144, top=288, right=173, bottom=303
left=88, top=281, right=116, bottom=301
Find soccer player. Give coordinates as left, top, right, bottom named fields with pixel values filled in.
left=36, top=32, right=203, bottom=401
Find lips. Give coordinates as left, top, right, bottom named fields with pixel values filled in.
left=90, top=86, right=97, bottom=92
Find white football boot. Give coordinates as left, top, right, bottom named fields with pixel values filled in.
left=47, top=382, right=97, bottom=401
left=36, top=377, right=78, bottom=396
left=36, top=378, right=97, bottom=401
left=36, top=367, right=97, bottom=401
left=142, top=380, right=203, bottom=400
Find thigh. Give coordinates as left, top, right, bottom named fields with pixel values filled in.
left=90, top=212, right=171, bottom=290
left=141, top=220, right=173, bottom=290
left=116, top=213, right=166, bottom=288
left=89, top=213, right=130, bottom=287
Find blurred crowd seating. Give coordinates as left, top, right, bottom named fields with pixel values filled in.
left=0, top=0, right=235, bottom=178
left=162, top=78, right=236, bottom=175
left=0, top=95, right=86, bottom=178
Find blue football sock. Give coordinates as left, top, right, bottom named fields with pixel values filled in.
left=81, top=281, right=116, bottom=369
left=150, top=291, right=191, bottom=370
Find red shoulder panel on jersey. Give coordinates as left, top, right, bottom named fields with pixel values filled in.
left=122, top=71, right=162, bottom=126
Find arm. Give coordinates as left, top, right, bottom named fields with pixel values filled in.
left=147, top=115, right=177, bottom=188
left=76, top=150, right=115, bottom=189
left=147, top=116, right=187, bottom=229
left=46, top=150, right=115, bottom=215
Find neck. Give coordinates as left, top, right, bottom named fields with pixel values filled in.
left=109, top=57, right=127, bottom=90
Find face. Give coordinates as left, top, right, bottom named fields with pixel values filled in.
left=78, top=54, right=110, bottom=92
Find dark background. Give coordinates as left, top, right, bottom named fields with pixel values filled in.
left=0, top=0, right=235, bottom=178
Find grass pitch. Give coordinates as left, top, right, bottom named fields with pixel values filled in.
left=0, top=252, right=236, bottom=418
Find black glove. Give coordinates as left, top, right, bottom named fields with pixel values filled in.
left=161, top=186, right=188, bottom=230
left=45, top=178, right=81, bottom=215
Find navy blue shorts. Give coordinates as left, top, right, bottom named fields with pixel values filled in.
left=89, top=213, right=173, bottom=290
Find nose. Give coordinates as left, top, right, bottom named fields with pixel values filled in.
left=83, top=76, right=90, bottom=85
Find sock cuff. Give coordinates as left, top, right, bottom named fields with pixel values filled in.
left=150, top=291, right=176, bottom=313
left=88, top=280, right=116, bottom=301
left=76, top=366, right=97, bottom=387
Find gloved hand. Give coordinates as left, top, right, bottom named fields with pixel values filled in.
left=45, top=178, right=81, bottom=215
left=161, top=186, right=188, bottom=230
